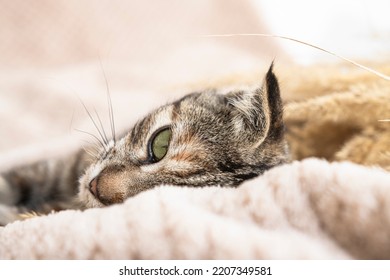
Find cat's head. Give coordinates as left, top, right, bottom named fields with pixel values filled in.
left=78, top=65, right=289, bottom=207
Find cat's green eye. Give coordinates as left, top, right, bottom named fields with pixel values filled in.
left=149, top=127, right=172, bottom=162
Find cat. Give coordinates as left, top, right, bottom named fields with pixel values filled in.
left=0, top=64, right=289, bottom=225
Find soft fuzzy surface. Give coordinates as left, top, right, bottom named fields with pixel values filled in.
left=1, top=1, right=390, bottom=260
left=1, top=158, right=390, bottom=259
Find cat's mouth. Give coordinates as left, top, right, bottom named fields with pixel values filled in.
left=79, top=187, right=106, bottom=208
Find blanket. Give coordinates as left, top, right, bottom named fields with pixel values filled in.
left=1, top=158, right=389, bottom=259
left=1, top=1, right=390, bottom=260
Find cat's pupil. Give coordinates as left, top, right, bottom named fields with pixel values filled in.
left=150, top=127, right=171, bottom=162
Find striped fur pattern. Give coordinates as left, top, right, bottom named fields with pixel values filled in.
left=0, top=65, right=288, bottom=224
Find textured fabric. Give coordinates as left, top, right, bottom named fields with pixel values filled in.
left=1, top=158, right=389, bottom=259
left=1, top=1, right=390, bottom=260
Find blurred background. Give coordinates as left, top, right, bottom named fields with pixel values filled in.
left=0, top=0, right=389, bottom=167
left=257, top=0, right=390, bottom=64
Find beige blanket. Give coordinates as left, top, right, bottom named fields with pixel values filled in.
left=1, top=158, right=389, bottom=259
left=1, top=0, right=390, bottom=260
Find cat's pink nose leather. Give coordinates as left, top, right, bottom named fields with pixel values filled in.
left=89, top=177, right=98, bottom=198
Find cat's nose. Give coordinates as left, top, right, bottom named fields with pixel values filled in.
left=87, top=170, right=126, bottom=205
left=89, top=177, right=99, bottom=198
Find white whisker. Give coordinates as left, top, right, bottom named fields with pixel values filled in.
left=81, top=144, right=97, bottom=159
left=77, top=97, right=108, bottom=150
left=99, top=58, right=116, bottom=143
left=200, top=33, right=390, bottom=81
left=93, top=108, right=109, bottom=145
left=74, top=128, right=106, bottom=151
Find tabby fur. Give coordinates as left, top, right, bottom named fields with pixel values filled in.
left=0, top=65, right=288, bottom=225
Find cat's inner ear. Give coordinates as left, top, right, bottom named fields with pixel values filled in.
left=226, top=64, right=284, bottom=147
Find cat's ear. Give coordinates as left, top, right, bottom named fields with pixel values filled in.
left=227, top=63, right=284, bottom=147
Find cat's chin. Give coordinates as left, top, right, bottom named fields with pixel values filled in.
left=77, top=187, right=105, bottom=208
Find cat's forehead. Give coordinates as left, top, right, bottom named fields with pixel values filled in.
left=138, top=90, right=226, bottom=128
left=175, top=90, right=227, bottom=109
